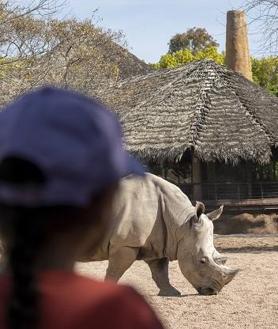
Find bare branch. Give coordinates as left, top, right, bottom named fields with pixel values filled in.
left=0, top=3, right=127, bottom=105
left=245, top=0, right=278, bottom=52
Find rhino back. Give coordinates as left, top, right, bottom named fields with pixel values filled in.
left=110, top=174, right=161, bottom=247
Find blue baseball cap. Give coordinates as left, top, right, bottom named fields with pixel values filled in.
left=0, top=87, right=144, bottom=206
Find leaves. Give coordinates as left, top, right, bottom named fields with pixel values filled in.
left=156, top=47, right=224, bottom=69
left=251, top=56, right=278, bottom=96
left=168, top=27, right=219, bottom=54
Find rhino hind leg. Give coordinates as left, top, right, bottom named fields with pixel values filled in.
left=105, top=246, right=138, bottom=282
left=146, top=258, right=181, bottom=297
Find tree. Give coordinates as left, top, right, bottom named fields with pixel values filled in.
left=156, top=47, right=224, bottom=69
left=0, top=0, right=63, bottom=60
left=0, top=1, right=126, bottom=105
left=252, top=56, right=278, bottom=96
left=0, top=0, right=65, bottom=104
left=245, top=0, right=278, bottom=52
left=40, top=19, right=123, bottom=90
left=168, top=27, right=219, bottom=54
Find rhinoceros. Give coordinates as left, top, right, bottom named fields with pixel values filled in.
left=83, top=173, right=238, bottom=296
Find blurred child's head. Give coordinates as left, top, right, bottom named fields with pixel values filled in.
left=0, top=87, right=144, bottom=329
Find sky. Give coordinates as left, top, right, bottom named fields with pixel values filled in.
left=23, top=0, right=270, bottom=63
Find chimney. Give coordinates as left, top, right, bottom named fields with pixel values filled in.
left=225, top=10, right=252, bottom=80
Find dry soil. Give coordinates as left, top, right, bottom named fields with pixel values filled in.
left=77, top=234, right=278, bottom=329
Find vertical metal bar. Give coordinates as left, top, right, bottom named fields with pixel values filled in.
left=237, top=183, right=240, bottom=201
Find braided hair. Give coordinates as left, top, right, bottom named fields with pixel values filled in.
left=0, top=157, right=50, bottom=329
left=7, top=210, right=46, bottom=329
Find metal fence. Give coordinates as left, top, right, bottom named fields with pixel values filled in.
left=181, top=182, right=278, bottom=201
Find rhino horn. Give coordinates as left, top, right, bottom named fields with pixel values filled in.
left=221, top=266, right=240, bottom=285
left=207, top=205, right=224, bottom=221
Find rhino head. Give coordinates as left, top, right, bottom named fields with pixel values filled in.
left=177, top=202, right=239, bottom=295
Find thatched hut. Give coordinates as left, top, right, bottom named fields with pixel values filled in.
left=97, top=60, right=278, bottom=210
left=104, top=43, right=152, bottom=79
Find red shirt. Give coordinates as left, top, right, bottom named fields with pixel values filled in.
left=0, top=271, right=164, bottom=329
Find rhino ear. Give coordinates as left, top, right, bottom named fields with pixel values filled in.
left=196, top=201, right=205, bottom=218
left=190, top=202, right=205, bottom=227
left=207, top=205, right=224, bottom=221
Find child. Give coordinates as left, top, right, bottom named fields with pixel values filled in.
left=0, top=87, right=164, bottom=329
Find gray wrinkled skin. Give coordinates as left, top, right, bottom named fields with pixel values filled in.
left=177, top=208, right=238, bottom=295
left=83, top=173, right=238, bottom=296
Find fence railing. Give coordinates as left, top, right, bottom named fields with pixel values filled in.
left=180, top=182, right=278, bottom=201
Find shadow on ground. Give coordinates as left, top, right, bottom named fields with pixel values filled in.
left=217, top=245, right=278, bottom=253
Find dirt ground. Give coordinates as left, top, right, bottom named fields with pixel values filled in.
left=77, top=234, right=278, bottom=329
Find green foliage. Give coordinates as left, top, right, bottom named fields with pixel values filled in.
left=194, top=47, right=224, bottom=64
left=169, top=27, right=219, bottom=54
left=156, top=47, right=224, bottom=69
left=251, top=56, right=278, bottom=96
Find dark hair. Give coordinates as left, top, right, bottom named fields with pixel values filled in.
left=5, top=210, right=45, bottom=329
left=0, top=157, right=81, bottom=329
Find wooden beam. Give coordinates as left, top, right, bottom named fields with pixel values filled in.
left=192, top=155, right=202, bottom=201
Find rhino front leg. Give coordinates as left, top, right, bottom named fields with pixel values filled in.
left=146, top=258, right=181, bottom=297
left=105, top=246, right=138, bottom=282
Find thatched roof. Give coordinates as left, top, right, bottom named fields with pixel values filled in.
left=97, top=60, right=278, bottom=164
left=104, top=43, right=152, bottom=78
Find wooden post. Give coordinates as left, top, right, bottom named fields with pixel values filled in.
left=160, top=162, right=165, bottom=178
left=246, top=162, right=252, bottom=198
left=192, top=155, right=202, bottom=201
left=260, top=183, right=264, bottom=199
left=237, top=184, right=241, bottom=201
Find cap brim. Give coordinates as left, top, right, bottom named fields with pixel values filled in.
left=124, top=152, right=146, bottom=177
